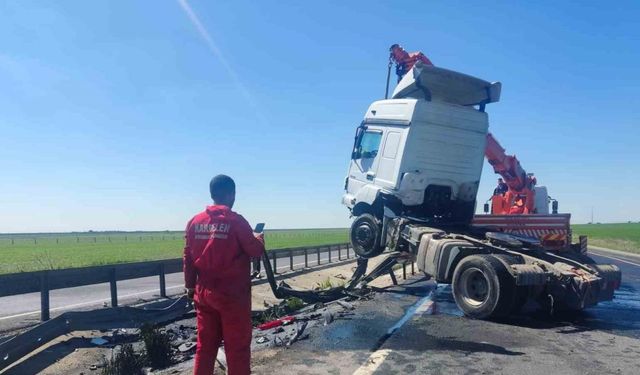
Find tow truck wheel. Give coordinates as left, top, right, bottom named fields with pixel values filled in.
left=452, top=255, right=517, bottom=319
left=350, top=214, right=383, bottom=258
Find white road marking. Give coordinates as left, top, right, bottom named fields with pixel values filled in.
left=0, top=258, right=352, bottom=321
left=590, top=252, right=640, bottom=268
left=353, top=293, right=435, bottom=374
left=352, top=349, right=392, bottom=375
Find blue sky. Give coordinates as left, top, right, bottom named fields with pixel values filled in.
left=1, top=1, right=638, bottom=232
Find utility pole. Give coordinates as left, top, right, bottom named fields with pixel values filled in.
left=591, top=206, right=594, bottom=224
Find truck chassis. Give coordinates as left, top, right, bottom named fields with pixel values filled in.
left=367, top=218, right=621, bottom=318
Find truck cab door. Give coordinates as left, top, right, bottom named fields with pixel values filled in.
left=374, top=130, right=402, bottom=189
left=347, top=126, right=384, bottom=195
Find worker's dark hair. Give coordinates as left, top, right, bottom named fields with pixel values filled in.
left=209, top=175, right=235, bottom=201
left=389, top=44, right=400, bottom=51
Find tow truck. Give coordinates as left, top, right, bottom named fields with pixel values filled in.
left=336, top=44, right=621, bottom=319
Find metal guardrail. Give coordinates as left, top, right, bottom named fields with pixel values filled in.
left=0, top=243, right=352, bottom=322
left=0, top=298, right=192, bottom=372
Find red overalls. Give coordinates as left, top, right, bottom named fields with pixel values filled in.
left=184, top=205, right=265, bottom=375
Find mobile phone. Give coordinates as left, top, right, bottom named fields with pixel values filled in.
left=254, top=223, right=265, bottom=233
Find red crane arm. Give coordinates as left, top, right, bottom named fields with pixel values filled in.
left=485, top=133, right=528, bottom=192
left=485, top=133, right=536, bottom=214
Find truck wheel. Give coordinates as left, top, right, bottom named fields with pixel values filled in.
left=452, top=255, right=516, bottom=319
left=350, top=214, right=383, bottom=258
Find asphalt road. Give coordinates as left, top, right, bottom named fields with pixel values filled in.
left=252, top=247, right=640, bottom=375
left=2, top=247, right=638, bottom=374
left=0, top=252, right=338, bottom=333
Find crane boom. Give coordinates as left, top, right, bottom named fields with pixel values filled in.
left=485, top=133, right=536, bottom=214
left=485, top=133, right=529, bottom=191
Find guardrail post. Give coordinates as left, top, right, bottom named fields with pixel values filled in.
left=328, top=246, right=332, bottom=263
left=304, top=248, right=308, bottom=268
left=272, top=252, right=277, bottom=274
left=346, top=243, right=350, bottom=259
left=338, top=245, right=342, bottom=261
left=317, top=247, right=321, bottom=265
left=40, top=271, right=50, bottom=322
left=402, top=263, right=407, bottom=280
left=109, top=268, right=118, bottom=307
left=289, top=249, right=294, bottom=271
left=159, top=264, right=167, bottom=298
left=411, top=262, right=415, bottom=275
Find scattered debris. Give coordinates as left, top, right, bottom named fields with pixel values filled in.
left=334, top=274, right=347, bottom=280
left=323, top=311, right=334, bottom=326
left=178, top=342, right=196, bottom=353
left=255, top=336, right=269, bottom=344
left=286, top=321, right=308, bottom=347
left=257, top=316, right=295, bottom=330
left=299, top=312, right=322, bottom=321
left=90, top=338, right=108, bottom=346
left=337, top=300, right=355, bottom=310
left=273, top=336, right=286, bottom=347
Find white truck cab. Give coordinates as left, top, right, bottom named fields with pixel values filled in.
left=343, top=62, right=501, bottom=257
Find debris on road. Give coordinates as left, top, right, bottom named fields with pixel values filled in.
left=90, top=337, right=108, bottom=346
left=323, top=311, right=334, bottom=326
left=287, top=321, right=308, bottom=347
left=255, top=336, right=269, bottom=344
left=257, top=316, right=295, bottom=330
left=178, top=342, right=196, bottom=353
left=337, top=300, right=355, bottom=310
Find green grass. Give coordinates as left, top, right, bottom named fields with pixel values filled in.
left=0, top=229, right=348, bottom=274
left=572, top=223, right=640, bottom=254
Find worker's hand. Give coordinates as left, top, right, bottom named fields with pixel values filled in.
left=254, top=232, right=264, bottom=242
left=185, top=288, right=195, bottom=300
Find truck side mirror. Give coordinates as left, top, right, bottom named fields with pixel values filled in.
left=552, top=200, right=558, bottom=214
left=483, top=203, right=490, bottom=213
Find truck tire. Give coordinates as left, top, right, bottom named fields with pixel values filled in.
left=350, top=214, right=383, bottom=258
left=452, top=255, right=517, bottom=319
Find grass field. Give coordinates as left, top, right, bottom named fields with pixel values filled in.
left=0, top=229, right=348, bottom=275
left=2, top=223, right=637, bottom=274
left=572, top=223, right=640, bottom=254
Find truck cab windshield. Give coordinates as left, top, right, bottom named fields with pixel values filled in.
left=354, top=130, right=382, bottom=159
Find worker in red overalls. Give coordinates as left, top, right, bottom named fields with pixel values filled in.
left=184, top=174, right=265, bottom=375
left=389, top=44, right=434, bottom=82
